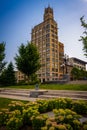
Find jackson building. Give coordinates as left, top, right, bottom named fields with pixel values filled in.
left=31, top=6, right=64, bottom=83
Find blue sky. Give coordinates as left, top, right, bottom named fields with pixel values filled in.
left=0, top=0, right=87, bottom=67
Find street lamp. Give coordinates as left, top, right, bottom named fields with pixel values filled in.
left=60, top=63, right=65, bottom=75
left=63, top=54, right=69, bottom=74
left=60, top=54, right=70, bottom=81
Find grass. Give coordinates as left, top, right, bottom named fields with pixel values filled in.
left=40, top=84, right=87, bottom=91
left=0, top=97, right=28, bottom=109
left=0, top=97, right=16, bottom=109
left=0, top=84, right=87, bottom=109
left=0, top=84, right=87, bottom=91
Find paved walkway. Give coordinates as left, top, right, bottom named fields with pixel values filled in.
left=0, top=88, right=36, bottom=101
left=67, top=80, right=87, bottom=84
left=0, top=88, right=87, bottom=101
left=0, top=94, right=37, bottom=101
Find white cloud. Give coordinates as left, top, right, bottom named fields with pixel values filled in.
left=82, top=0, right=87, bottom=2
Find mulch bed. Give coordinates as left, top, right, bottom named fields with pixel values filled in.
left=0, top=126, right=33, bottom=130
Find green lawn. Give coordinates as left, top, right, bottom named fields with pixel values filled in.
left=0, top=84, right=87, bottom=91
left=0, top=84, right=87, bottom=128
left=40, top=84, right=87, bottom=91
left=0, top=97, right=28, bottom=109
left=0, top=84, right=87, bottom=109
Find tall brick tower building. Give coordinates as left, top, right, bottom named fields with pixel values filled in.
left=31, top=6, right=64, bottom=83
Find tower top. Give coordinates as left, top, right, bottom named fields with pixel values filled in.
left=44, top=6, right=54, bottom=21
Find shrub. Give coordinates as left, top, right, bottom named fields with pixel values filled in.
left=31, top=114, right=48, bottom=130
left=73, top=119, right=82, bottom=130
left=82, top=121, right=87, bottom=130
left=47, top=99, right=55, bottom=111
left=8, top=101, right=24, bottom=113
left=72, top=100, right=87, bottom=114
left=53, top=109, right=82, bottom=130
left=8, top=109, right=21, bottom=117
left=53, top=109, right=66, bottom=117
left=41, top=126, right=48, bottom=130
left=0, top=109, right=9, bottom=126
left=64, top=124, right=73, bottom=130
left=55, top=124, right=67, bottom=130
left=6, top=117, right=23, bottom=130
left=49, top=126, right=55, bottom=130
left=54, top=98, right=67, bottom=109
left=36, top=100, right=48, bottom=113
left=6, top=110, right=23, bottom=130
left=24, top=101, right=39, bottom=110
left=46, top=118, right=54, bottom=128
left=22, top=107, right=40, bottom=125
left=64, top=98, right=73, bottom=109
left=55, top=115, right=65, bottom=123
left=83, top=124, right=87, bottom=130
left=0, top=98, right=87, bottom=130
left=46, top=118, right=67, bottom=130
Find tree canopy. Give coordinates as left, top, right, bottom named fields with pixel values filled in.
left=0, top=42, right=6, bottom=74
left=80, top=16, right=87, bottom=57
left=0, top=62, right=16, bottom=86
left=14, top=42, right=41, bottom=82
left=71, top=67, right=87, bottom=80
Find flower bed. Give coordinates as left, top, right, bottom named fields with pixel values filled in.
left=0, top=98, right=87, bottom=130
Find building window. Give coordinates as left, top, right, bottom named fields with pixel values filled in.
left=46, top=68, right=50, bottom=72
left=46, top=73, right=50, bottom=76
left=42, top=64, right=45, bottom=67
left=42, top=74, right=45, bottom=76
left=56, top=59, right=58, bottom=62
left=52, top=43, right=55, bottom=47
left=46, top=24, right=50, bottom=29
left=52, top=58, right=55, bottom=62
left=52, top=48, right=55, bottom=52
left=52, top=63, right=55, bottom=67
left=56, top=74, right=58, bottom=76
left=46, top=63, right=50, bottom=67
left=52, top=39, right=54, bottom=42
left=46, top=38, right=50, bottom=42
left=46, top=58, right=50, bottom=61
left=46, top=34, right=50, bottom=37
left=46, top=48, right=50, bottom=51
left=51, top=25, right=54, bottom=28
left=55, top=64, right=58, bottom=67
left=56, top=69, right=58, bottom=72
left=52, top=53, right=55, bottom=57
left=46, top=43, right=50, bottom=47
left=46, top=30, right=50, bottom=33
left=52, top=68, right=55, bottom=71
left=38, top=74, right=41, bottom=77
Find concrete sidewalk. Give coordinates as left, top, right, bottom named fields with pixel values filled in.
left=0, top=88, right=87, bottom=101
left=0, top=93, right=38, bottom=101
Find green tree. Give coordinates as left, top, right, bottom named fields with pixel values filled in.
left=71, top=67, right=80, bottom=80
left=14, top=42, right=41, bottom=83
left=84, top=71, right=87, bottom=79
left=79, top=69, right=85, bottom=79
left=30, top=73, right=40, bottom=84
left=80, top=69, right=87, bottom=80
left=71, top=67, right=87, bottom=80
left=0, top=42, right=6, bottom=74
left=0, top=62, right=16, bottom=86
left=80, top=16, right=87, bottom=57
